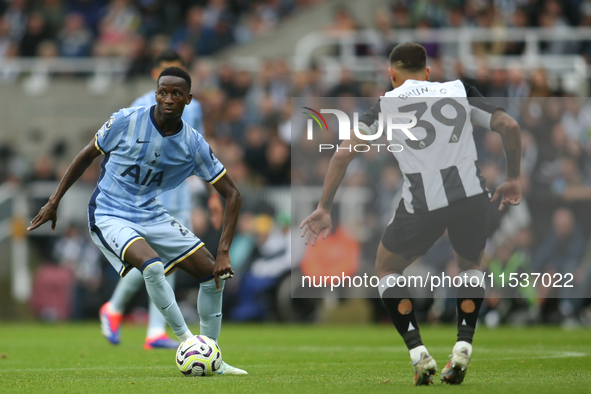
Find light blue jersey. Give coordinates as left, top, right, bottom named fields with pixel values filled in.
left=131, top=91, right=205, bottom=218
left=89, top=105, right=225, bottom=229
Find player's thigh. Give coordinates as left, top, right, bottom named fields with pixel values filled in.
left=380, top=199, right=446, bottom=271
left=90, top=216, right=156, bottom=276
left=123, top=238, right=160, bottom=269
left=446, top=193, right=489, bottom=269
left=138, top=215, right=206, bottom=276
left=176, top=246, right=216, bottom=281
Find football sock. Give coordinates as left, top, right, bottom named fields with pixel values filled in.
left=141, top=258, right=189, bottom=340
left=456, top=269, right=485, bottom=344
left=198, top=277, right=224, bottom=342
left=146, top=272, right=176, bottom=339
left=109, top=268, right=144, bottom=314
left=379, top=274, right=424, bottom=351
left=453, top=341, right=473, bottom=357
left=409, top=345, right=429, bottom=364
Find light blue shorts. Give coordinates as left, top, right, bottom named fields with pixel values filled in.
left=90, top=213, right=203, bottom=277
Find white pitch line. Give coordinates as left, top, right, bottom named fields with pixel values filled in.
left=3, top=351, right=587, bottom=373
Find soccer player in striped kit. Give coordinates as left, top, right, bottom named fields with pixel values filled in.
left=300, top=42, right=521, bottom=385
left=28, top=66, right=247, bottom=375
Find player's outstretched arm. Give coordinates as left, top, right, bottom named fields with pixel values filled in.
left=300, top=135, right=361, bottom=246
left=27, top=139, right=101, bottom=231
left=211, top=173, right=242, bottom=290
left=489, top=110, right=522, bottom=211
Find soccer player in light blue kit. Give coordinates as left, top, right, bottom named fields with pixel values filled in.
left=99, top=49, right=223, bottom=351
left=28, top=66, right=247, bottom=375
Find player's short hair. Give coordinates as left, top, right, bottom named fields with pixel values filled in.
left=154, top=49, right=184, bottom=68
left=158, top=66, right=192, bottom=92
left=389, top=42, right=427, bottom=72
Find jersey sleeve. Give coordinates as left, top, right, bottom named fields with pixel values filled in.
left=461, top=81, right=504, bottom=129
left=358, top=99, right=381, bottom=135
left=191, top=131, right=226, bottom=184
left=94, top=110, right=126, bottom=154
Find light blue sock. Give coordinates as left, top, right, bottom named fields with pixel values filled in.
left=142, top=258, right=190, bottom=340
left=146, top=272, right=176, bottom=338
left=109, top=268, right=144, bottom=314
left=198, top=278, right=224, bottom=342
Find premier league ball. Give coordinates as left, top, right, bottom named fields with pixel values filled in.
left=175, top=335, right=222, bottom=376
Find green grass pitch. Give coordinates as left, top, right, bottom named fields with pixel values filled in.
left=0, top=323, right=590, bottom=393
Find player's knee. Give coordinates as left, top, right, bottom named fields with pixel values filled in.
left=141, top=258, right=165, bottom=284
left=200, top=277, right=223, bottom=292
left=457, top=269, right=486, bottom=300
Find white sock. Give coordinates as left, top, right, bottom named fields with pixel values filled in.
left=109, top=268, right=144, bottom=314
left=146, top=272, right=176, bottom=339
left=198, top=278, right=224, bottom=342
left=453, top=341, right=472, bottom=357
left=409, top=345, right=429, bottom=364
left=141, top=259, right=188, bottom=340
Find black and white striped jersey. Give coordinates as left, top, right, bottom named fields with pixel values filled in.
left=359, top=79, right=501, bottom=214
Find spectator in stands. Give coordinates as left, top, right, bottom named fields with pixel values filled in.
left=58, top=12, right=92, bottom=57
left=4, top=0, right=28, bottom=43
left=18, top=12, right=49, bottom=57
left=533, top=207, right=586, bottom=282
left=136, top=0, right=166, bottom=38
left=35, top=0, right=65, bottom=39
left=67, top=0, right=104, bottom=35
left=93, top=0, right=140, bottom=57
left=53, top=224, right=104, bottom=319
left=170, top=6, right=211, bottom=57
left=0, top=18, right=16, bottom=58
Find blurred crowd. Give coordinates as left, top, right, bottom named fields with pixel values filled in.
left=0, top=0, right=318, bottom=61
left=325, top=0, right=591, bottom=64
left=2, top=0, right=591, bottom=326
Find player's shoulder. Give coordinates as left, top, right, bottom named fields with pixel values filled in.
left=131, top=90, right=154, bottom=107
left=105, top=106, right=145, bottom=131
left=120, top=106, right=145, bottom=117
left=184, top=122, right=204, bottom=143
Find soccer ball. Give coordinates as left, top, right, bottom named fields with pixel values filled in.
left=175, top=335, right=222, bottom=376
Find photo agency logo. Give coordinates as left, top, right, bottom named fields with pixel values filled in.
left=302, top=107, right=418, bottom=153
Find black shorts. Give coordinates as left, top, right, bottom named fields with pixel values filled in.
left=381, top=193, right=490, bottom=262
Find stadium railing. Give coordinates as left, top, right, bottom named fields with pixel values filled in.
left=293, top=27, right=591, bottom=92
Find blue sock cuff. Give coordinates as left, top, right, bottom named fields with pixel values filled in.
left=140, top=257, right=162, bottom=272
left=199, top=274, right=215, bottom=283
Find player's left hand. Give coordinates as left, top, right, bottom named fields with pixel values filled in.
left=491, top=177, right=522, bottom=211
left=299, top=207, right=332, bottom=246
left=207, top=193, right=223, bottom=230
left=27, top=200, right=59, bottom=231
left=213, top=252, right=234, bottom=290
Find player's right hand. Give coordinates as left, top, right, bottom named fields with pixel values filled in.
left=27, top=200, right=58, bottom=231
left=212, top=252, right=234, bottom=290
left=491, top=178, right=522, bottom=211
left=299, top=207, right=332, bottom=246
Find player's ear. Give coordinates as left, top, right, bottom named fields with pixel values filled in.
left=389, top=66, right=396, bottom=84
left=425, top=67, right=431, bottom=81
left=186, top=93, right=193, bottom=105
